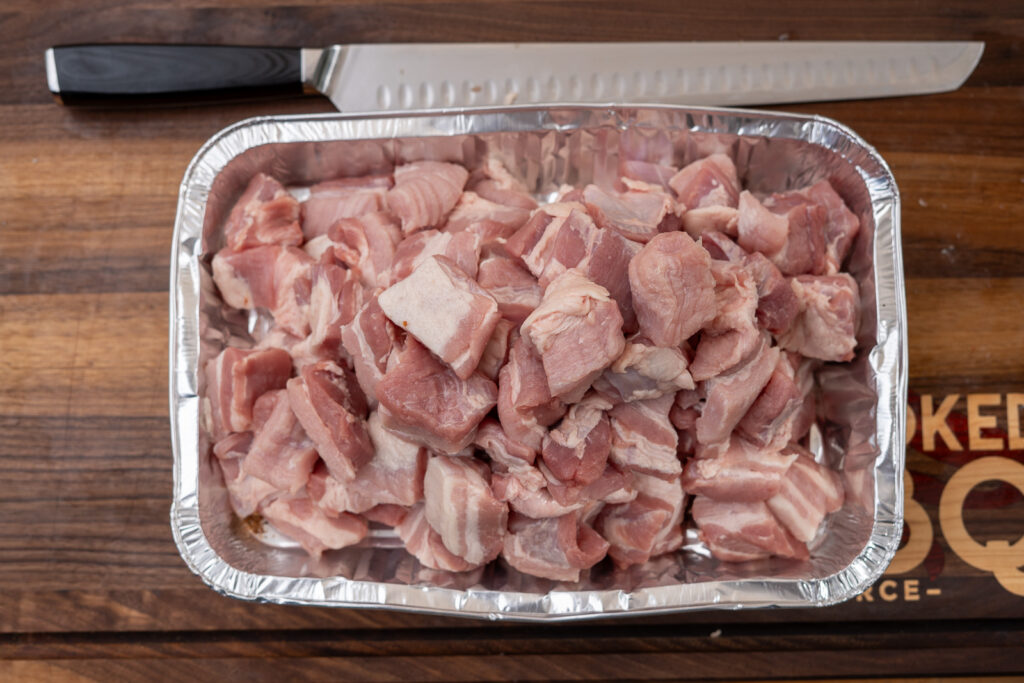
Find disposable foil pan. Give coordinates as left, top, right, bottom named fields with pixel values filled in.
left=169, top=105, right=906, bottom=620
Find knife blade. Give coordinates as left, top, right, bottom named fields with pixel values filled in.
left=46, top=41, right=983, bottom=109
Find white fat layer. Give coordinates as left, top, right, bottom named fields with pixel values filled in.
left=378, top=257, right=474, bottom=360
left=367, top=410, right=421, bottom=471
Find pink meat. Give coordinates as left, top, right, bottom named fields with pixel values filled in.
left=521, top=269, right=626, bottom=402
left=619, top=159, right=679, bottom=192
left=582, top=183, right=680, bottom=243
left=502, top=513, right=609, bottom=582
left=443, top=190, right=531, bottom=234
left=386, top=161, right=469, bottom=235
left=767, top=180, right=860, bottom=274
left=212, top=432, right=278, bottom=518
left=477, top=318, right=514, bottom=382
left=423, top=455, right=508, bottom=566
left=467, top=158, right=538, bottom=210
left=396, top=504, right=477, bottom=572
left=223, top=173, right=302, bottom=251
left=306, top=263, right=362, bottom=356
left=301, top=175, right=391, bottom=239
left=497, top=331, right=567, bottom=451
left=689, top=326, right=761, bottom=383
left=690, top=496, right=808, bottom=562
left=695, top=334, right=779, bottom=445
left=736, top=352, right=804, bottom=448
left=699, top=230, right=747, bottom=262
left=511, top=207, right=641, bottom=332
left=491, top=470, right=581, bottom=518
left=260, top=496, right=368, bottom=559
left=376, top=338, right=497, bottom=454
left=742, top=251, right=800, bottom=335
left=241, top=389, right=318, bottom=494
left=308, top=411, right=426, bottom=514
left=596, top=472, right=685, bottom=568
left=474, top=417, right=536, bottom=468
left=766, top=451, right=845, bottom=543
left=689, top=263, right=760, bottom=381
left=669, top=154, right=741, bottom=209
left=738, top=190, right=826, bottom=276
left=339, top=291, right=399, bottom=405
left=594, top=339, right=694, bottom=403
left=211, top=245, right=314, bottom=337
left=327, top=211, right=403, bottom=288
left=388, top=228, right=481, bottom=283
left=379, top=255, right=500, bottom=379
left=778, top=274, right=859, bottom=362
left=204, top=346, right=292, bottom=440
left=476, top=255, right=542, bottom=326
left=608, top=394, right=680, bottom=477
left=540, top=393, right=613, bottom=489
left=681, top=436, right=799, bottom=502
left=628, top=231, right=715, bottom=347
left=286, top=361, right=372, bottom=481
left=682, top=205, right=740, bottom=239
left=542, top=461, right=634, bottom=508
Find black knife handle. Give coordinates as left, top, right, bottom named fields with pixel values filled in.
left=47, top=44, right=304, bottom=106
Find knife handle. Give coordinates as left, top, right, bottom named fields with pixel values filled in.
left=46, top=44, right=304, bottom=106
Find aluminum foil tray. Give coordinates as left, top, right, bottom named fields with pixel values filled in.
left=170, top=104, right=907, bottom=621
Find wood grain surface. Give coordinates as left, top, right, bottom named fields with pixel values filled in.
left=1, top=0, right=1023, bottom=680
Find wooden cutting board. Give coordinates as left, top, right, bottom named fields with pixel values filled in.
left=1, top=0, right=1022, bottom=679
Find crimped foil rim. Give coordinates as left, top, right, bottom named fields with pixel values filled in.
left=169, top=103, right=906, bottom=621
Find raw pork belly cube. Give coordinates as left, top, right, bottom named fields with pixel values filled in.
left=477, top=318, right=515, bottom=382
left=423, top=455, right=508, bottom=566
left=608, top=393, right=681, bottom=477
left=681, top=436, right=799, bottom=502
left=778, top=274, right=860, bottom=362
left=378, top=255, right=500, bottom=379
left=339, top=291, right=399, bottom=406
left=690, top=496, right=808, bottom=562
left=287, top=361, right=373, bottom=481
left=386, top=161, right=470, bottom=235
left=596, top=472, right=686, bottom=568
left=496, top=331, right=567, bottom=451
left=742, top=251, right=800, bottom=335
left=594, top=338, right=694, bottom=403
left=204, top=346, right=292, bottom=439
left=241, top=389, right=319, bottom=494
left=396, top=504, right=476, bottom=572
left=223, top=173, right=302, bottom=251
left=502, top=512, right=610, bottom=582
left=442, top=190, right=531, bottom=234
left=211, top=245, right=314, bottom=337
left=582, top=183, right=679, bottom=243
left=736, top=352, right=804, bottom=448
left=766, top=449, right=845, bottom=543
left=737, top=190, right=826, bottom=276
left=389, top=228, right=482, bottom=284
left=260, top=496, right=368, bottom=559
left=628, top=231, right=716, bottom=347
left=306, top=263, right=363, bottom=355
left=376, top=338, right=498, bottom=454
left=682, top=205, right=740, bottom=238
left=669, top=154, right=741, bottom=209
left=212, top=433, right=278, bottom=518
left=765, top=180, right=861, bottom=274
left=509, top=207, right=640, bottom=332
left=540, top=393, right=613, bottom=489
left=619, top=159, right=679, bottom=192
left=476, top=255, right=542, bottom=326
left=301, top=174, right=391, bottom=239
left=309, top=411, right=426, bottom=515
left=327, top=211, right=403, bottom=288
left=492, top=469, right=583, bottom=519
left=695, top=334, right=779, bottom=445
left=467, top=158, right=539, bottom=210
left=521, top=269, right=626, bottom=402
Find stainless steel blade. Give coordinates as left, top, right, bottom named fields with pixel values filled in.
left=301, top=41, right=983, bottom=112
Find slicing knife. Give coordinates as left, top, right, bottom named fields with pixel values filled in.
left=45, top=41, right=984, bottom=109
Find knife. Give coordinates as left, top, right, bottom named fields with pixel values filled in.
left=45, top=41, right=983, bottom=110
